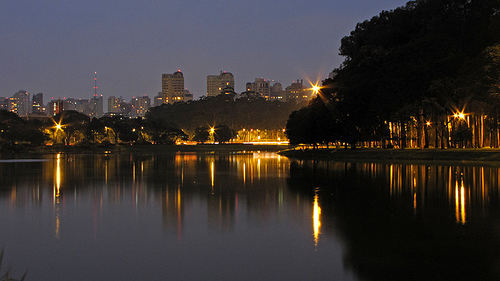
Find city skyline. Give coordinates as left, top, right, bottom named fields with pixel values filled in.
left=1, top=0, right=408, bottom=100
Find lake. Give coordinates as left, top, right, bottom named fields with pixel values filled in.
left=0, top=151, right=499, bottom=281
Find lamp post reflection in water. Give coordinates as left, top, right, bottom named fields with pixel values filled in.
left=54, top=153, right=62, bottom=239
left=313, top=188, right=322, bottom=247
left=211, top=161, right=215, bottom=194
left=455, top=179, right=467, bottom=225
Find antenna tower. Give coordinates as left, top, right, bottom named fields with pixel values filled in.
left=94, top=72, right=98, bottom=97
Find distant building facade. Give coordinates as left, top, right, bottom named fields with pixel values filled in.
left=130, top=96, right=151, bottom=117
left=108, top=96, right=123, bottom=114
left=161, top=70, right=185, bottom=104
left=32, top=93, right=44, bottom=115
left=9, top=90, right=30, bottom=116
left=46, top=99, right=64, bottom=116
left=153, top=93, right=163, bottom=107
left=89, top=95, right=104, bottom=118
left=207, top=71, right=234, bottom=97
left=246, top=78, right=270, bottom=99
left=270, top=82, right=285, bottom=101
left=183, top=90, right=193, bottom=102
left=0, top=97, right=8, bottom=111
left=285, top=79, right=312, bottom=102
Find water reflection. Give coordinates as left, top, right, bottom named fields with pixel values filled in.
left=1, top=153, right=500, bottom=280
left=54, top=153, right=61, bottom=239
left=0, top=152, right=290, bottom=238
left=313, top=188, right=321, bottom=247
left=288, top=160, right=500, bottom=281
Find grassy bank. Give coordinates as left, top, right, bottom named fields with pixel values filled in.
left=278, top=148, right=500, bottom=166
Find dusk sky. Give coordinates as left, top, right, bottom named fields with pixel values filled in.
left=1, top=0, right=408, bottom=101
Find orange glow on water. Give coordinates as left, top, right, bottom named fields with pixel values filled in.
left=313, top=191, right=322, bottom=246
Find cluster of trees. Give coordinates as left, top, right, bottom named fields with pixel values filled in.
left=0, top=110, right=47, bottom=147
left=287, top=0, right=500, bottom=149
left=0, top=93, right=305, bottom=149
left=146, top=93, right=305, bottom=143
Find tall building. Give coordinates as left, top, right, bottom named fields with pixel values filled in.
left=9, top=90, right=30, bottom=116
left=0, top=97, right=8, bottom=111
left=32, top=93, right=44, bottom=115
left=161, top=70, right=185, bottom=104
left=154, top=93, right=163, bottom=107
left=207, top=71, right=234, bottom=97
left=270, top=82, right=285, bottom=101
left=108, top=96, right=123, bottom=113
left=46, top=99, right=64, bottom=116
left=62, top=98, right=78, bottom=111
left=89, top=95, right=104, bottom=118
left=207, top=75, right=220, bottom=97
left=285, top=79, right=312, bottom=101
left=246, top=78, right=270, bottom=99
left=130, top=96, right=151, bottom=117
left=184, top=90, right=193, bottom=102
left=75, top=99, right=90, bottom=115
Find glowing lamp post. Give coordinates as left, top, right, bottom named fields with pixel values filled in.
left=209, top=127, right=215, bottom=143
left=52, top=120, right=64, bottom=144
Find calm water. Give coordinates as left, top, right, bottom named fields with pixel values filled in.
left=0, top=151, right=499, bottom=281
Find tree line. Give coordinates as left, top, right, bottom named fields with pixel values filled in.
left=286, top=0, right=500, bottom=149
left=0, top=93, right=306, bottom=150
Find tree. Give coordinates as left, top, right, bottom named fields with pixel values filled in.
left=84, top=118, right=105, bottom=144
left=143, top=114, right=186, bottom=145
left=0, top=110, right=47, bottom=147
left=52, top=110, right=90, bottom=145
left=326, top=0, right=500, bottom=147
left=286, top=93, right=343, bottom=148
left=214, top=125, right=234, bottom=144
left=193, top=126, right=210, bottom=144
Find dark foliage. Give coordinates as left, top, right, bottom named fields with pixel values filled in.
left=287, top=0, right=500, bottom=147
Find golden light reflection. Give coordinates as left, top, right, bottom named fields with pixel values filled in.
left=454, top=180, right=467, bottom=224
left=461, top=185, right=466, bottom=224
left=54, top=153, right=61, bottom=239
left=257, top=158, right=261, bottom=179
left=313, top=190, right=322, bottom=247
left=347, top=163, right=480, bottom=224
left=243, top=163, right=246, bottom=184
left=211, top=161, right=215, bottom=194
left=177, top=187, right=182, bottom=241
left=55, top=153, right=61, bottom=191
left=413, top=192, right=417, bottom=210
left=132, top=162, right=136, bottom=182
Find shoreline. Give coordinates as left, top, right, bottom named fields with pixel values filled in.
left=5, top=143, right=291, bottom=155
left=8, top=145, right=500, bottom=166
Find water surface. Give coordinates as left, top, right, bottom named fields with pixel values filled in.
left=0, top=152, right=499, bottom=280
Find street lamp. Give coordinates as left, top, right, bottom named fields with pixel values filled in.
left=209, top=127, right=215, bottom=143
left=454, top=111, right=465, bottom=120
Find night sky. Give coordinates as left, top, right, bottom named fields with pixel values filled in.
left=1, top=0, right=408, bottom=101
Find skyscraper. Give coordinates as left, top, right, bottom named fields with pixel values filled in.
left=130, top=96, right=151, bottom=117
left=108, top=96, right=123, bottom=113
left=207, top=71, right=234, bottom=97
left=9, top=90, right=30, bottom=116
left=32, top=93, right=44, bottom=115
left=162, top=70, right=185, bottom=104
